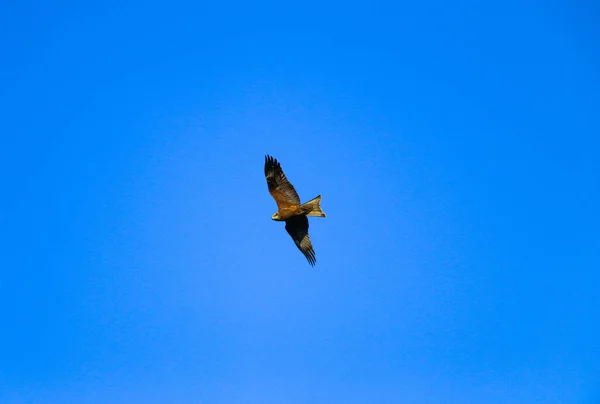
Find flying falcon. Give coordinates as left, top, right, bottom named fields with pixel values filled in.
left=264, top=155, right=326, bottom=266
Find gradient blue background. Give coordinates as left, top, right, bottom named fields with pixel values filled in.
left=2, top=1, right=599, bottom=403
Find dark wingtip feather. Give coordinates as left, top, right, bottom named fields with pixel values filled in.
left=265, top=155, right=272, bottom=176
left=305, top=249, right=316, bottom=266
left=264, top=155, right=281, bottom=177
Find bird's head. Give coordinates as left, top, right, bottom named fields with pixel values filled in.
left=271, top=212, right=280, bottom=221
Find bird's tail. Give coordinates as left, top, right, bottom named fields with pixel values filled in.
left=302, top=195, right=326, bottom=218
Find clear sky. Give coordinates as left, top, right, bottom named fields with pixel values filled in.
left=1, top=1, right=599, bottom=403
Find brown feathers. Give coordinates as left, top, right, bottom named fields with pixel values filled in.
left=264, top=155, right=326, bottom=266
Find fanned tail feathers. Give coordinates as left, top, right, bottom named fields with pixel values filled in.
left=302, top=195, right=326, bottom=218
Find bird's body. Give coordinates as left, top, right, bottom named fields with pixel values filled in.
left=264, top=155, right=326, bottom=266
left=270, top=197, right=323, bottom=221
left=270, top=205, right=302, bottom=221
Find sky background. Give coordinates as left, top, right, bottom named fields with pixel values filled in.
left=1, top=0, right=599, bottom=403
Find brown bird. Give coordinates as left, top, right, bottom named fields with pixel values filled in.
left=264, top=155, right=326, bottom=266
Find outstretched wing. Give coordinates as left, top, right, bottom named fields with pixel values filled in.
left=265, top=155, right=301, bottom=210
left=285, top=215, right=316, bottom=266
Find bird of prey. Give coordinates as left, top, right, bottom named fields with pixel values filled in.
left=264, top=155, right=326, bottom=266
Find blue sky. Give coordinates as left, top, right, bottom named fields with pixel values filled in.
left=1, top=0, right=599, bottom=403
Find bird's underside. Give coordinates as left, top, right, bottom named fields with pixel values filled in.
left=271, top=205, right=313, bottom=221
left=264, top=155, right=326, bottom=266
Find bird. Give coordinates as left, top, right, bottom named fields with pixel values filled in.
left=264, top=155, right=326, bottom=266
